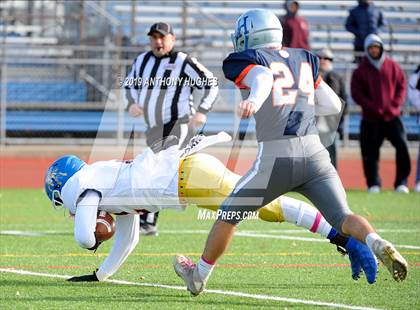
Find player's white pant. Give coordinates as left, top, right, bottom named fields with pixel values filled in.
left=96, top=213, right=140, bottom=281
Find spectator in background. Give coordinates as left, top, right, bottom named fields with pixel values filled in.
left=407, top=66, right=420, bottom=192
left=351, top=34, right=410, bottom=194
left=345, top=0, right=385, bottom=63
left=280, top=0, right=310, bottom=50
left=315, top=48, right=347, bottom=169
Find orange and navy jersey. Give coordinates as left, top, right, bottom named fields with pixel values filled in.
left=223, top=48, right=322, bottom=141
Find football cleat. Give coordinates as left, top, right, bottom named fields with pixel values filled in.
left=180, top=134, right=205, bottom=158
left=367, top=185, right=380, bottom=194
left=372, top=239, right=408, bottom=282
left=180, top=132, right=231, bottom=158
left=139, top=223, right=159, bottom=237
left=395, top=185, right=409, bottom=194
left=173, top=254, right=205, bottom=296
left=345, top=237, right=378, bottom=284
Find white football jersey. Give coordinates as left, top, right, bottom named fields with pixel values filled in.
left=61, top=145, right=184, bottom=215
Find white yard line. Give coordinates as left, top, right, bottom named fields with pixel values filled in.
left=235, top=231, right=329, bottom=243
left=1, top=229, right=419, bottom=250
left=395, top=245, right=420, bottom=250
left=1, top=228, right=419, bottom=234
left=163, top=230, right=420, bottom=250
left=234, top=232, right=420, bottom=250
left=0, top=268, right=384, bottom=310
left=0, top=230, right=52, bottom=237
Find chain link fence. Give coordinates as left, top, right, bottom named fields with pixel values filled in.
left=0, top=43, right=245, bottom=146
left=1, top=44, right=419, bottom=147
left=0, top=0, right=418, bottom=147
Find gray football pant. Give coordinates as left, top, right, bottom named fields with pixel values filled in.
left=218, top=135, right=352, bottom=234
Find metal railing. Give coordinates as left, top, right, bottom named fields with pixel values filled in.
left=0, top=1, right=418, bottom=146
left=1, top=49, right=418, bottom=147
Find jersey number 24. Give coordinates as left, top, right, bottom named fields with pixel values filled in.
left=270, top=62, right=315, bottom=107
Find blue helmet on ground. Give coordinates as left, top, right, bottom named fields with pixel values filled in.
left=231, top=9, right=283, bottom=52
left=44, top=155, right=86, bottom=208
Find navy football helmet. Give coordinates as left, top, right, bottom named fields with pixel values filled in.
left=44, top=155, right=86, bottom=208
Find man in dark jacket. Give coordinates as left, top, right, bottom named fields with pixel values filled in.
left=315, top=48, right=347, bottom=169
left=351, top=34, right=410, bottom=193
left=280, top=0, right=310, bottom=50
left=345, top=0, right=385, bottom=62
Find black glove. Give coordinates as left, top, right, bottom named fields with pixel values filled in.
left=67, top=270, right=99, bottom=282
left=335, top=245, right=348, bottom=256
left=87, top=239, right=102, bottom=252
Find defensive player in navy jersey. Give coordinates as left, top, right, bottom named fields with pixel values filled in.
left=173, top=9, right=408, bottom=295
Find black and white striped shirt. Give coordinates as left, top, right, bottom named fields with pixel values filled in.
left=123, top=50, right=218, bottom=129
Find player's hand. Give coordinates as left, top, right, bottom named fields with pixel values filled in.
left=190, top=112, right=207, bottom=128
left=128, top=104, right=143, bottom=117
left=345, top=237, right=378, bottom=284
left=237, top=100, right=256, bottom=119
left=67, top=270, right=99, bottom=282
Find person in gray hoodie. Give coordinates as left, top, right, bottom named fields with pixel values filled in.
left=315, top=48, right=347, bottom=169
left=351, top=34, right=409, bottom=193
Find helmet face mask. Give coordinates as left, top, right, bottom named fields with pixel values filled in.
left=51, top=189, right=64, bottom=209
left=231, top=9, right=283, bottom=52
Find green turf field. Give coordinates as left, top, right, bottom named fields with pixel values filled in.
left=0, top=189, right=419, bottom=309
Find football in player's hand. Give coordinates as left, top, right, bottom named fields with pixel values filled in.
left=95, top=211, right=115, bottom=242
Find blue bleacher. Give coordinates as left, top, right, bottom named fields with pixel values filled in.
left=5, top=111, right=240, bottom=133
left=348, top=114, right=419, bottom=137
left=7, top=82, right=87, bottom=102
left=6, top=110, right=419, bottom=137
left=4, top=1, right=419, bottom=141
left=106, top=0, right=420, bottom=49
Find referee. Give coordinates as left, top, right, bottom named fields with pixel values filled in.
left=123, top=22, right=219, bottom=235
left=123, top=22, right=218, bottom=147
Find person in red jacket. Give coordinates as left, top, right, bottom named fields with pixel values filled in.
left=351, top=34, right=410, bottom=193
left=280, top=0, right=310, bottom=50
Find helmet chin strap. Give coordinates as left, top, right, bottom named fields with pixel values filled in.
left=231, top=33, right=238, bottom=52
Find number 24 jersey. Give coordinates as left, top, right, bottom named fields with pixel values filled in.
left=223, top=48, right=322, bottom=142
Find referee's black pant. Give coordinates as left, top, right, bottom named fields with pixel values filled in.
left=142, top=118, right=195, bottom=231
left=360, top=117, right=411, bottom=189
left=145, top=119, right=190, bottom=148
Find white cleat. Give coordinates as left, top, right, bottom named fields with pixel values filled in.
left=414, top=182, right=420, bottom=193
left=180, top=132, right=232, bottom=158
left=368, top=185, right=381, bottom=194
left=372, top=239, right=408, bottom=282
left=395, top=185, right=409, bottom=194
left=139, top=224, right=159, bottom=236
left=173, top=254, right=206, bottom=296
